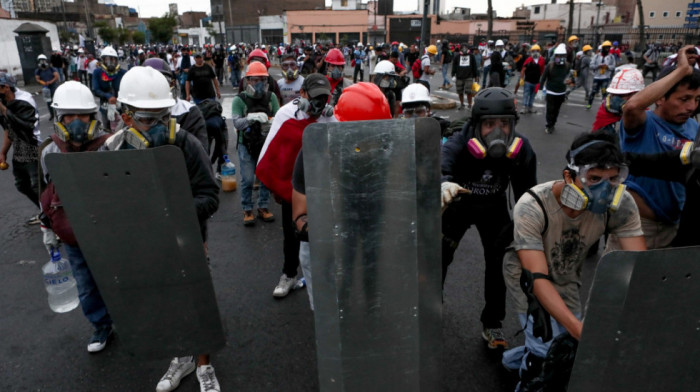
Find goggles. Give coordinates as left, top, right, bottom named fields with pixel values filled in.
left=402, top=105, right=428, bottom=117
left=247, top=76, right=267, bottom=84
left=281, top=61, right=298, bottom=70
left=126, top=107, right=171, bottom=127
left=568, top=163, right=629, bottom=187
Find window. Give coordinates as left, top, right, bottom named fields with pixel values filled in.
left=676, top=11, right=682, bottom=17
left=658, top=34, right=664, bottom=39
left=672, top=33, right=677, bottom=39
left=649, top=11, right=655, bottom=18
left=341, top=0, right=348, bottom=6
left=534, top=6, right=540, bottom=14
left=662, top=11, right=669, bottom=17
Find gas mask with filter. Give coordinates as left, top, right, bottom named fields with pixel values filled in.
left=296, top=94, right=333, bottom=118
left=246, top=80, right=269, bottom=99
left=560, top=141, right=629, bottom=214
left=123, top=107, right=176, bottom=150
left=467, top=115, right=523, bottom=159
left=54, top=116, right=99, bottom=145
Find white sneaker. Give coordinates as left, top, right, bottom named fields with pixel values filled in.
left=273, top=274, right=297, bottom=298
left=156, top=356, right=195, bottom=392
left=196, top=364, right=221, bottom=392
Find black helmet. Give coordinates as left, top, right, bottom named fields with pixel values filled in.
left=471, top=87, right=517, bottom=122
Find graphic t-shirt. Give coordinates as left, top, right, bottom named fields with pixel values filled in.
left=502, top=181, right=642, bottom=314
left=277, top=76, right=305, bottom=105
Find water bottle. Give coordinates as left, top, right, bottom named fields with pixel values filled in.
left=42, top=86, right=52, bottom=103
left=42, top=249, right=79, bottom=313
left=294, top=277, right=306, bottom=290
left=220, top=154, right=237, bottom=192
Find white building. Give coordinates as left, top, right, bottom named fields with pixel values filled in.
left=0, top=19, right=60, bottom=85
left=331, top=0, right=359, bottom=11
left=527, top=2, right=618, bottom=29
left=259, top=15, right=286, bottom=45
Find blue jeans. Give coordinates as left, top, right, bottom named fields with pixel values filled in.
left=63, top=244, right=112, bottom=329
left=588, top=78, right=610, bottom=105
left=237, top=144, right=270, bottom=211
left=502, top=313, right=580, bottom=391
left=442, top=63, right=450, bottom=86
left=231, top=68, right=241, bottom=87
left=482, top=64, right=491, bottom=87
left=523, top=82, right=536, bottom=108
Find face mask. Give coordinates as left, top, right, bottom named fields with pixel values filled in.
left=55, top=119, right=98, bottom=144
left=602, top=48, right=610, bottom=56
left=482, top=126, right=508, bottom=158
left=40, top=62, right=48, bottom=68
left=284, top=69, right=299, bottom=80
left=246, top=81, right=267, bottom=98
left=561, top=180, right=625, bottom=214
left=329, top=68, right=343, bottom=80
left=379, top=77, right=397, bottom=89
left=605, top=95, right=626, bottom=115
left=125, top=121, right=173, bottom=149
left=531, top=53, right=540, bottom=59
left=555, top=57, right=566, bottom=65
left=467, top=120, right=523, bottom=160
left=571, top=42, right=578, bottom=48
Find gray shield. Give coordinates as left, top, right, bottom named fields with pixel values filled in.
left=569, top=247, right=700, bottom=391
left=303, top=118, right=442, bottom=391
left=45, top=146, right=225, bottom=359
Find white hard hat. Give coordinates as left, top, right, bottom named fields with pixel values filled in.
left=357, top=43, right=363, bottom=47
left=73, top=45, right=79, bottom=50
left=607, top=68, right=645, bottom=94
left=496, top=40, right=504, bottom=46
left=138, top=49, right=145, bottom=54
left=402, top=83, right=431, bottom=105
left=37, top=54, right=48, bottom=61
left=554, top=43, right=567, bottom=55
left=78, top=48, right=84, bottom=54
left=576, top=51, right=584, bottom=57
left=374, top=60, right=396, bottom=75
left=487, top=40, right=494, bottom=44
left=101, top=46, right=118, bottom=58
left=51, top=81, right=98, bottom=114
left=117, top=66, right=175, bottom=109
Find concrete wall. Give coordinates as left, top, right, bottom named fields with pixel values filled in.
left=528, top=3, right=617, bottom=28
left=0, top=19, right=59, bottom=85
left=286, top=9, right=368, bottom=44
left=632, top=0, right=688, bottom=27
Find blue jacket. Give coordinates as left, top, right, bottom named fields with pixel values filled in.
left=92, top=66, right=127, bottom=103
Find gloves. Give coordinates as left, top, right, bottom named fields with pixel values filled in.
left=441, top=182, right=465, bottom=209
left=107, top=104, right=118, bottom=121
left=246, top=112, right=269, bottom=124
left=41, top=226, right=59, bottom=254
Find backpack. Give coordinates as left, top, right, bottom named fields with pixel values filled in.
left=412, top=57, right=424, bottom=79
left=443, top=49, right=452, bottom=63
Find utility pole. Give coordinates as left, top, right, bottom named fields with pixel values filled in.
left=420, top=0, right=429, bottom=53
left=595, top=0, right=603, bottom=47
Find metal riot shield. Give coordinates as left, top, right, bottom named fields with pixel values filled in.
left=303, top=118, right=442, bottom=391
left=45, top=146, right=225, bottom=359
left=569, top=247, right=700, bottom=391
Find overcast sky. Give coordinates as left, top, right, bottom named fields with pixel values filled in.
left=112, top=0, right=550, bottom=18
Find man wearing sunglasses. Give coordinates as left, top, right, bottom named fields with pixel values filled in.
left=502, top=132, right=645, bottom=391
left=440, top=87, right=537, bottom=350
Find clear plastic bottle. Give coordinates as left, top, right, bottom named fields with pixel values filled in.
left=221, top=154, right=237, bottom=192
left=42, top=249, right=80, bottom=313
left=42, top=86, right=52, bottom=103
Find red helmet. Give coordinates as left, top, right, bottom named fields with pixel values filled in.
left=334, top=83, right=392, bottom=122
left=391, top=41, right=399, bottom=46
left=248, top=48, right=271, bottom=68
left=325, top=48, right=345, bottom=65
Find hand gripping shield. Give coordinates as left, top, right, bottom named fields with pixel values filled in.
left=303, top=118, right=442, bottom=391
left=569, top=247, right=700, bottom=391
left=45, top=146, right=225, bottom=359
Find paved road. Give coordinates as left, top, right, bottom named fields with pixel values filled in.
left=0, top=65, right=604, bottom=391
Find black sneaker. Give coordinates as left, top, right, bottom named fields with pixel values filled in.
left=26, top=214, right=41, bottom=225
left=87, top=325, right=113, bottom=353
left=545, top=126, right=554, bottom=134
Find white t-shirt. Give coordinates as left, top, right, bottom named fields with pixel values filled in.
left=419, top=55, right=431, bottom=82
left=77, top=55, right=87, bottom=71
left=87, top=59, right=98, bottom=74
left=277, top=76, right=305, bottom=105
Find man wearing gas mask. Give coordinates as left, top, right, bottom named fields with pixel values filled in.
left=91, top=46, right=127, bottom=132
left=501, top=132, right=645, bottom=391
left=231, top=62, right=280, bottom=226
left=102, top=66, right=222, bottom=392
left=277, top=53, right=304, bottom=105
left=440, top=87, right=537, bottom=350
left=324, top=48, right=347, bottom=107
left=400, top=83, right=451, bottom=138
left=539, top=43, right=570, bottom=134
left=34, top=54, right=60, bottom=121
left=39, top=81, right=114, bottom=353
left=256, top=74, right=335, bottom=298
left=586, top=41, right=617, bottom=110
left=372, top=60, right=400, bottom=117
left=591, top=68, right=645, bottom=138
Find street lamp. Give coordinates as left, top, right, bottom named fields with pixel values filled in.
left=477, top=23, right=482, bottom=40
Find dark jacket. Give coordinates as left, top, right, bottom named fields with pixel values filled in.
left=91, top=67, right=127, bottom=103
left=539, top=62, right=570, bottom=94
left=441, top=121, right=537, bottom=204
left=451, top=51, right=478, bottom=79
left=176, top=104, right=208, bottom=151
left=1, top=93, right=39, bottom=147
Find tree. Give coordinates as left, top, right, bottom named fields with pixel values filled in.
left=568, top=0, right=574, bottom=40
left=133, top=31, right=146, bottom=45
left=96, top=21, right=117, bottom=45
left=117, top=27, right=131, bottom=46
left=59, top=30, right=77, bottom=45
left=148, top=13, right=177, bottom=44
left=487, top=0, right=493, bottom=40
left=637, top=0, right=646, bottom=52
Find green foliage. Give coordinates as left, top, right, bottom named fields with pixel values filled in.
left=132, top=31, right=146, bottom=45
left=148, top=13, right=178, bottom=44
left=117, top=27, right=131, bottom=46
left=59, top=30, right=77, bottom=45
left=97, top=24, right=117, bottom=45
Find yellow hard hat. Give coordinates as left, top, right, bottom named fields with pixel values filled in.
left=530, top=44, right=541, bottom=51
left=602, top=40, right=612, bottom=47
left=582, top=44, right=593, bottom=52
left=568, top=35, right=579, bottom=42
left=427, top=45, right=438, bottom=55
